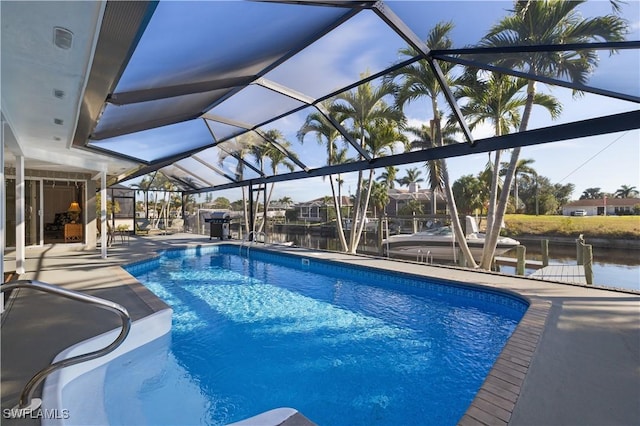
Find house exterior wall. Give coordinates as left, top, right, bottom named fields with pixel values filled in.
left=562, top=198, right=640, bottom=216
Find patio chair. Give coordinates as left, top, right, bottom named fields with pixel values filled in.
left=136, top=219, right=151, bottom=235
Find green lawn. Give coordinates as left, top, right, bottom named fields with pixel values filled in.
left=502, top=214, right=640, bottom=239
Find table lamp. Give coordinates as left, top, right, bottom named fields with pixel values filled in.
left=67, top=201, right=81, bottom=223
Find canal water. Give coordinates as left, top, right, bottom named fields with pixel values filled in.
left=265, top=231, right=640, bottom=292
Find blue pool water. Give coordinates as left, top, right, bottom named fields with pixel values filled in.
left=120, top=245, right=527, bottom=425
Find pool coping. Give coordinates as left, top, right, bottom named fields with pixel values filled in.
left=2, top=236, right=638, bottom=425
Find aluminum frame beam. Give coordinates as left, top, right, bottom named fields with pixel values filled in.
left=185, top=110, right=640, bottom=194
left=371, top=1, right=475, bottom=146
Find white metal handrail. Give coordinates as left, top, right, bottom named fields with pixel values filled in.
left=1, top=280, right=131, bottom=412
left=417, top=249, right=433, bottom=264
left=239, top=231, right=267, bottom=257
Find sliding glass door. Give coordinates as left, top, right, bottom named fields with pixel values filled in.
left=5, top=178, right=41, bottom=247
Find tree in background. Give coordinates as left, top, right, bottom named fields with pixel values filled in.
left=397, top=167, right=425, bottom=189
left=377, top=166, right=399, bottom=189
left=398, top=199, right=424, bottom=217
left=580, top=187, right=604, bottom=200
left=213, top=197, right=231, bottom=209
left=218, top=132, right=260, bottom=235
left=369, top=180, right=390, bottom=255
left=403, top=122, right=457, bottom=215
left=614, top=185, right=639, bottom=198
left=298, top=101, right=350, bottom=251
left=254, top=129, right=296, bottom=233
left=452, top=175, right=485, bottom=215
left=477, top=0, right=627, bottom=270
left=499, top=158, right=538, bottom=213
left=388, top=22, right=477, bottom=267
left=277, top=196, right=294, bottom=209
left=332, top=77, right=404, bottom=254
left=519, top=176, right=574, bottom=214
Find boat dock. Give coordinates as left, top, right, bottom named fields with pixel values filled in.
left=494, top=256, right=544, bottom=270
left=529, top=265, right=587, bottom=284
left=494, top=237, right=593, bottom=284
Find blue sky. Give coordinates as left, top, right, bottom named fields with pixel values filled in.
left=197, top=1, right=640, bottom=204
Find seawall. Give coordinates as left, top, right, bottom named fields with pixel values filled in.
left=516, top=235, right=640, bottom=250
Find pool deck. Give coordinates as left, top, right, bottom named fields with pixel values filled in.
left=2, top=234, right=639, bottom=426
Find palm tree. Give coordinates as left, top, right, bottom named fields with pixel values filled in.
left=278, top=196, right=294, bottom=209
left=217, top=133, right=258, bottom=235
left=298, top=102, right=350, bottom=251
left=377, top=166, right=399, bottom=189
left=131, top=175, right=154, bottom=219
left=500, top=158, right=538, bottom=212
left=331, top=77, right=404, bottom=253
left=458, top=71, right=524, bottom=230
left=388, top=21, right=478, bottom=267
left=580, top=187, right=604, bottom=200
left=452, top=174, right=485, bottom=215
left=147, top=173, right=177, bottom=229
left=349, top=119, right=406, bottom=251
left=614, top=185, right=639, bottom=198
left=255, top=130, right=296, bottom=233
left=369, top=180, right=390, bottom=255
left=404, top=122, right=459, bottom=215
left=397, top=167, right=425, bottom=189
left=478, top=0, right=627, bottom=270
left=456, top=70, right=559, bottom=264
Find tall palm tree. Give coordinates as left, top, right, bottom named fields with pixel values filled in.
left=405, top=122, right=459, bottom=215
left=456, top=70, right=559, bottom=244
left=477, top=0, right=628, bottom=269
left=614, top=185, right=639, bottom=198
left=398, top=167, right=425, bottom=189
left=217, top=133, right=257, bottom=235
left=298, top=102, right=350, bottom=251
left=131, top=175, right=154, bottom=219
left=500, top=158, right=538, bottom=212
left=457, top=71, right=525, bottom=233
left=348, top=119, right=406, bottom=252
left=332, top=77, right=404, bottom=253
left=369, top=180, right=390, bottom=255
left=377, top=166, right=399, bottom=189
left=256, top=130, right=296, bottom=233
left=278, top=196, right=294, bottom=209
left=388, top=21, right=478, bottom=267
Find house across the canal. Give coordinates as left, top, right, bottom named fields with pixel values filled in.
left=562, top=198, right=640, bottom=216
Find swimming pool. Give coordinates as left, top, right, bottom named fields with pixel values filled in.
left=119, top=245, right=526, bottom=425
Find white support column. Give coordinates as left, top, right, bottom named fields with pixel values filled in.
left=15, top=155, right=25, bottom=274
left=101, top=170, right=107, bottom=259
left=1, top=119, right=6, bottom=312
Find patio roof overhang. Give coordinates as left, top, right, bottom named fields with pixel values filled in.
left=2, top=1, right=639, bottom=193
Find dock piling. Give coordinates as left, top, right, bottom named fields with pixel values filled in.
left=541, top=240, right=549, bottom=267
left=583, top=244, right=594, bottom=285
left=516, top=245, right=526, bottom=276
left=576, top=235, right=585, bottom=265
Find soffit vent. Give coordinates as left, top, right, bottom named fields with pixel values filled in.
left=53, top=27, right=73, bottom=50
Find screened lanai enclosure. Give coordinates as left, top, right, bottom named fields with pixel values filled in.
left=76, top=1, right=638, bottom=191
left=2, top=0, right=639, bottom=260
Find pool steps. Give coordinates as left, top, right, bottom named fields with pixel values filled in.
left=41, top=309, right=172, bottom=426
left=0, top=280, right=131, bottom=414
left=227, top=408, right=316, bottom=426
